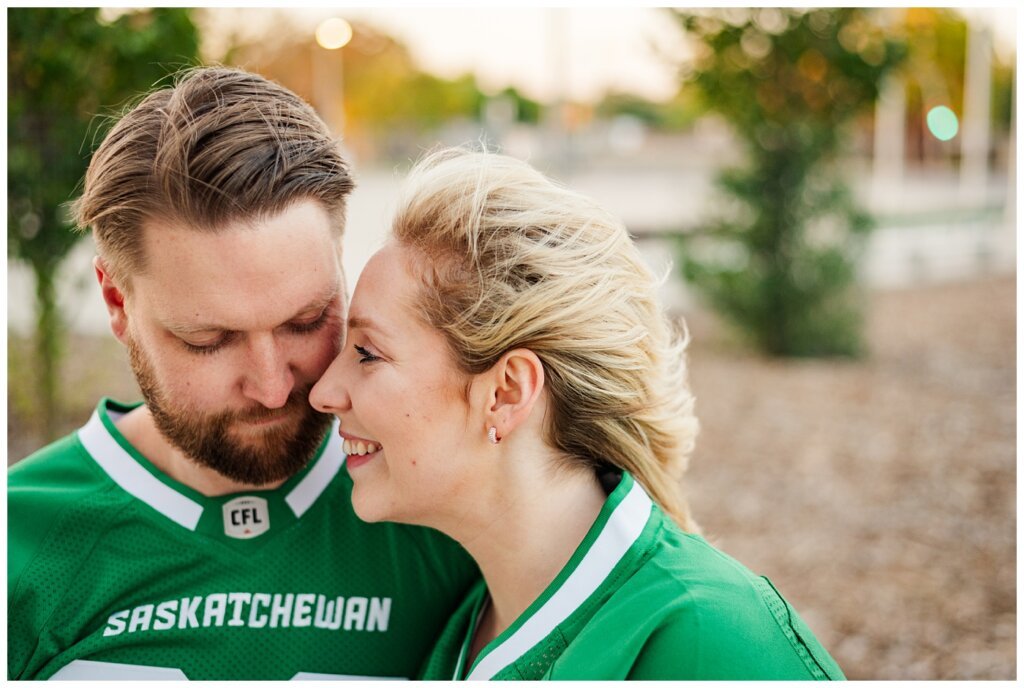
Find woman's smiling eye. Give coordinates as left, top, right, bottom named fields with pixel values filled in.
left=354, top=344, right=380, bottom=363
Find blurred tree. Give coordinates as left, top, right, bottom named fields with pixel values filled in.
left=494, top=86, right=542, bottom=125
left=341, top=27, right=484, bottom=132
left=595, top=89, right=702, bottom=131
left=229, top=20, right=489, bottom=160
left=8, top=8, right=199, bottom=439
left=671, top=8, right=905, bottom=356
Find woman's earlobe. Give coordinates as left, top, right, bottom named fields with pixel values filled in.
left=489, top=348, right=546, bottom=436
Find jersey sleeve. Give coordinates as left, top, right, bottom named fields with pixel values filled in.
left=7, top=473, right=48, bottom=679
left=8, top=439, right=83, bottom=596
left=626, top=577, right=845, bottom=680
left=7, top=436, right=116, bottom=679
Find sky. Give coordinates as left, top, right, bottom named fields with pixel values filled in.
left=201, top=7, right=689, bottom=103
left=337, top=7, right=690, bottom=103
left=199, top=6, right=1018, bottom=105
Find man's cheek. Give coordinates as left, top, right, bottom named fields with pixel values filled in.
left=324, top=320, right=345, bottom=360
left=307, top=335, right=343, bottom=379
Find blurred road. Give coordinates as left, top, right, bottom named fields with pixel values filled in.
left=685, top=275, right=1015, bottom=679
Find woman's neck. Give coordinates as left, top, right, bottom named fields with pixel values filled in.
left=452, top=463, right=608, bottom=653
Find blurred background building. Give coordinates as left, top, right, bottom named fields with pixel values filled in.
left=9, top=7, right=1016, bottom=332
left=7, top=7, right=1018, bottom=680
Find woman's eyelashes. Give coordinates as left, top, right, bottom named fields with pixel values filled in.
left=354, top=344, right=380, bottom=364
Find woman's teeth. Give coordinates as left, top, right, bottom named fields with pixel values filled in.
left=343, top=439, right=380, bottom=456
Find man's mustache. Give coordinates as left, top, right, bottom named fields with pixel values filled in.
left=228, top=383, right=316, bottom=423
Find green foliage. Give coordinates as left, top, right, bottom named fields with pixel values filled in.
left=493, top=87, right=541, bottom=125
left=336, top=28, right=486, bottom=133
left=595, top=90, right=702, bottom=131
left=991, top=60, right=1014, bottom=134
left=672, top=8, right=905, bottom=357
left=8, top=8, right=198, bottom=438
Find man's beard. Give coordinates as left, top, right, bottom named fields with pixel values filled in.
left=127, top=336, right=333, bottom=486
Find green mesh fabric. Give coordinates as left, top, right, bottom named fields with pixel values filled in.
left=9, top=423, right=478, bottom=680
left=420, top=476, right=845, bottom=681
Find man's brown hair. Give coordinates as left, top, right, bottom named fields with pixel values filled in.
left=72, top=66, right=354, bottom=285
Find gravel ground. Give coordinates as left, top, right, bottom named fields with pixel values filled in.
left=7, top=276, right=1016, bottom=679
left=683, top=276, right=1016, bottom=680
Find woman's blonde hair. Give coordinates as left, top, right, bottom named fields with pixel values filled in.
left=393, top=147, right=700, bottom=532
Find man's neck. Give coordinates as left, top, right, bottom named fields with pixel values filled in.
left=115, top=405, right=288, bottom=497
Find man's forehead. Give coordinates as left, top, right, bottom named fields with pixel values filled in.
left=139, top=202, right=336, bottom=269
left=162, top=284, right=343, bottom=335
left=132, top=201, right=344, bottom=330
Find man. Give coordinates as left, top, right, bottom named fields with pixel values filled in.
left=8, top=67, right=477, bottom=680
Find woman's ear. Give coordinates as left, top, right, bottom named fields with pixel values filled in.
left=94, top=256, right=130, bottom=344
left=477, top=348, right=546, bottom=443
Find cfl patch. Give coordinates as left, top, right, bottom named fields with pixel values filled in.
left=223, top=496, right=270, bottom=539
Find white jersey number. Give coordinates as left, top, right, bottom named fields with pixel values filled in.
left=48, top=659, right=404, bottom=681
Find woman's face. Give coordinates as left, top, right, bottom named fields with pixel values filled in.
left=309, top=243, right=481, bottom=526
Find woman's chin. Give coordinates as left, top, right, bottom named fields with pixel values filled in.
left=350, top=486, right=390, bottom=523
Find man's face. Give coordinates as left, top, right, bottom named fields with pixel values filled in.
left=119, top=199, right=345, bottom=485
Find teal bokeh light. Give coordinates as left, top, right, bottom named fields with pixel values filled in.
left=926, top=106, right=959, bottom=141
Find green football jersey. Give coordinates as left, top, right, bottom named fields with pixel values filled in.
left=421, top=471, right=845, bottom=680
left=9, top=398, right=479, bottom=680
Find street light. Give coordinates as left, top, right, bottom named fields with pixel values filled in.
left=316, top=17, right=352, bottom=51
left=312, top=17, right=352, bottom=136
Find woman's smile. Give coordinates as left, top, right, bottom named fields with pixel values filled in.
left=339, top=429, right=382, bottom=468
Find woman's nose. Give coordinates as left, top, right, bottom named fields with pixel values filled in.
left=309, top=353, right=352, bottom=415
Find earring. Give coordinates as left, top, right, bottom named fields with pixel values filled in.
left=487, top=426, right=500, bottom=444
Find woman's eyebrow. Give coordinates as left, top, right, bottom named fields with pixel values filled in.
left=347, top=315, right=389, bottom=338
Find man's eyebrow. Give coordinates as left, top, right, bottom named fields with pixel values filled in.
left=166, top=286, right=341, bottom=335
left=166, top=322, right=227, bottom=336
left=289, top=286, right=341, bottom=320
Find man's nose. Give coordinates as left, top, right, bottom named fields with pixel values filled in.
left=309, top=354, right=351, bottom=416
left=242, top=335, right=294, bottom=409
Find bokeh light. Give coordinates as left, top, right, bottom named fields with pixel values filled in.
left=926, top=105, right=959, bottom=141
left=315, top=17, right=352, bottom=50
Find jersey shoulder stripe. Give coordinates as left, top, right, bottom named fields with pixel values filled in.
left=464, top=474, right=653, bottom=680
left=284, top=427, right=344, bottom=518
left=77, top=407, right=203, bottom=530
left=547, top=512, right=846, bottom=679
left=422, top=471, right=846, bottom=680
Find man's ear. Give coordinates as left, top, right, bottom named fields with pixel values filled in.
left=480, top=348, right=546, bottom=442
left=94, top=256, right=130, bottom=344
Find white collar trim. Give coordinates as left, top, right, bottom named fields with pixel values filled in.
left=77, top=407, right=344, bottom=529
left=78, top=407, right=203, bottom=530
left=285, top=419, right=344, bottom=518
left=465, top=477, right=653, bottom=680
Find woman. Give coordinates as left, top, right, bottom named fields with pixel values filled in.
left=309, top=148, right=844, bottom=680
